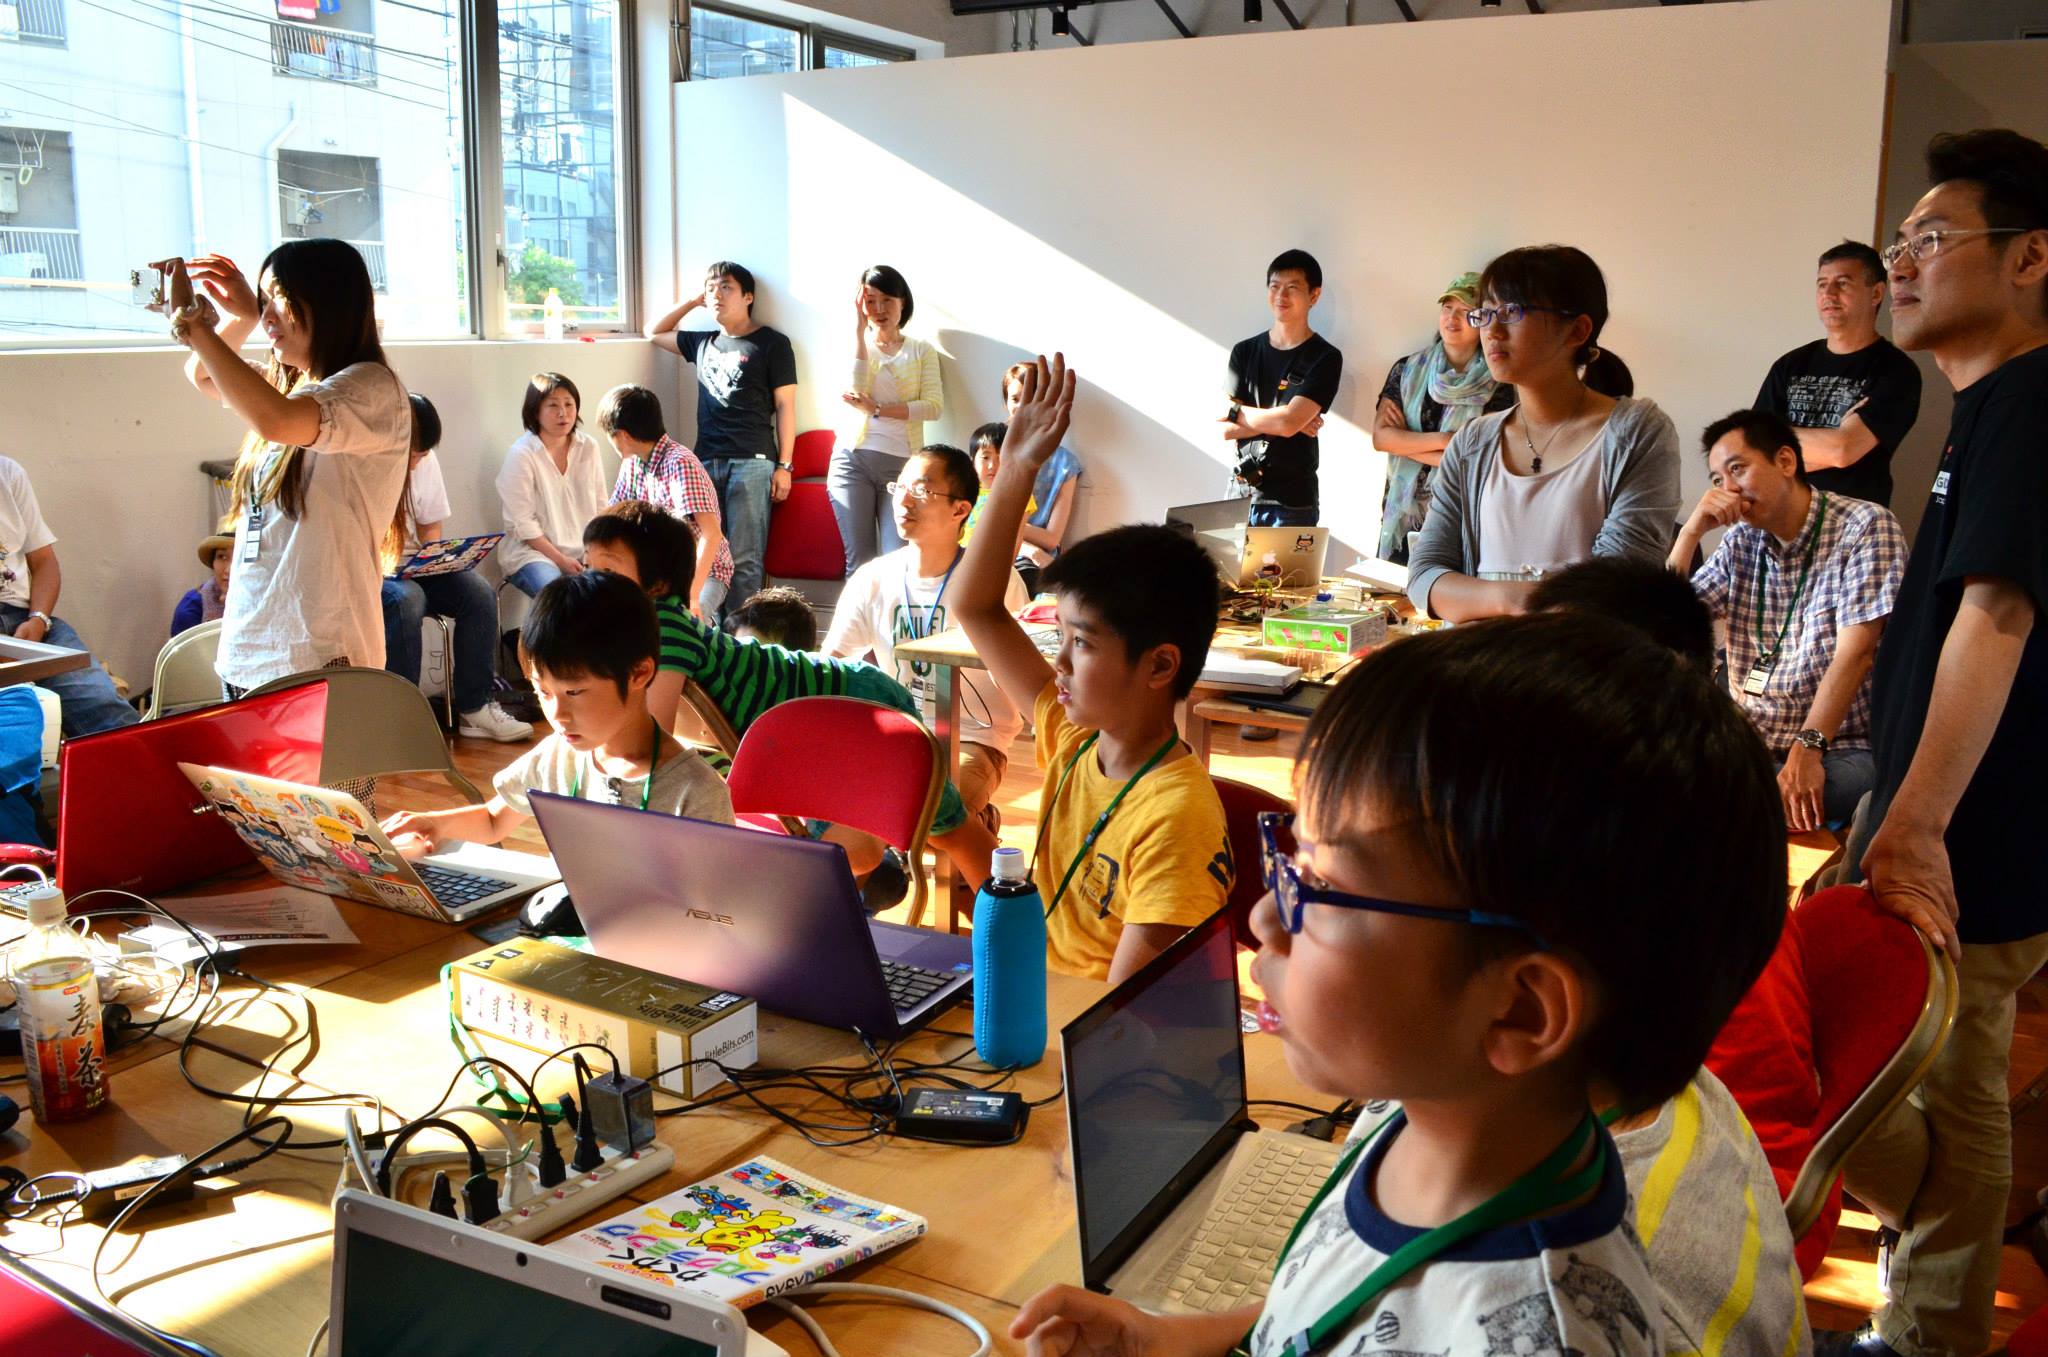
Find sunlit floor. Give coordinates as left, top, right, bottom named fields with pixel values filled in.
left=388, top=717, right=2048, bottom=1349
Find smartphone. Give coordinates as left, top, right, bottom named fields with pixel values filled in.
left=130, top=266, right=167, bottom=312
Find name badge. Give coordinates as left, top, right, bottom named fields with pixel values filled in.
left=1931, top=469, right=1950, bottom=501
left=240, top=505, right=264, bottom=563
left=1741, top=654, right=1775, bottom=697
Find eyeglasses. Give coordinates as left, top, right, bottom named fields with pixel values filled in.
left=885, top=480, right=967, bottom=503
left=1257, top=811, right=1546, bottom=945
left=1881, top=228, right=2029, bottom=271
left=1464, top=303, right=1577, bottom=329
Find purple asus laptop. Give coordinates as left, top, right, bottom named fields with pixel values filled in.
left=527, top=792, right=974, bottom=1036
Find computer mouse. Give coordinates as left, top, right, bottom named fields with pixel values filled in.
left=518, top=883, right=585, bottom=938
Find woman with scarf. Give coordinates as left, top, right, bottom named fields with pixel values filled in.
left=1372, top=272, right=1513, bottom=563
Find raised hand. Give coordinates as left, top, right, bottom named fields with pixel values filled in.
left=998, top=353, right=1076, bottom=485
left=188, top=254, right=260, bottom=322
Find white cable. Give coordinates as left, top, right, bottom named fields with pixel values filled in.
left=768, top=1283, right=992, bottom=1357
left=303, top=1316, right=328, bottom=1357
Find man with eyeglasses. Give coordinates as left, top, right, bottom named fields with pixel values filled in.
left=1753, top=241, right=1923, bottom=508
left=1817, top=129, right=2048, bottom=1357
left=1221, top=248, right=1343, bottom=527
left=823, top=443, right=1028, bottom=834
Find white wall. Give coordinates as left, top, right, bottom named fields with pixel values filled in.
left=671, top=0, right=1892, bottom=564
left=1880, top=39, right=2048, bottom=542
left=0, top=340, right=647, bottom=688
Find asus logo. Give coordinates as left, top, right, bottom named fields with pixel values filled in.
left=686, top=908, right=736, bottom=926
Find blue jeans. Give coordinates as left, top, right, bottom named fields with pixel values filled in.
left=506, top=560, right=564, bottom=598
left=382, top=572, right=498, bottom=713
left=702, top=457, right=774, bottom=614
left=1249, top=500, right=1319, bottom=528
left=0, top=606, right=138, bottom=738
left=827, top=447, right=907, bottom=577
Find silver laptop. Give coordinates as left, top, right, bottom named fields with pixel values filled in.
left=1240, top=526, right=1330, bottom=589
left=1062, top=910, right=1340, bottom=1314
left=1166, top=498, right=1250, bottom=587
left=528, top=792, right=974, bottom=1038
left=328, top=1189, right=765, bottom=1356
left=178, top=763, right=559, bottom=923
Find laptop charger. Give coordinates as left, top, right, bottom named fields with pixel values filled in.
left=584, top=1072, right=656, bottom=1156
left=894, top=1089, right=1028, bottom=1144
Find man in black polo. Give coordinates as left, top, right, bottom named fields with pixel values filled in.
left=1221, top=249, right=1342, bottom=527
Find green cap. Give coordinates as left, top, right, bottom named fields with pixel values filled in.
left=1438, top=272, right=1483, bottom=307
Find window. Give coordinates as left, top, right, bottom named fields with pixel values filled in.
left=688, top=5, right=911, bottom=80
left=499, top=0, right=627, bottom=333
left=0, top=0, right=68, bottom=46
left=0, top=0, right=471, bottom=342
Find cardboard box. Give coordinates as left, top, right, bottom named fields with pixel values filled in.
left=449, top=936, right=756, bottom=1100
left=1261, top=603, right=1391, bottom=656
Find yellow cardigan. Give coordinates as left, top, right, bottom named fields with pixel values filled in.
left=844, top=337, right=945, bottom=452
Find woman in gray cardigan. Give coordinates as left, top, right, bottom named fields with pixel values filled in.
left=1406, top=246, right=1679, bottom=621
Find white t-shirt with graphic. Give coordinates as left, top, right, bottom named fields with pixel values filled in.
left=823, top=544, right=1029, bottom=751
left=0, top=456, right=57, bottom=610
left=1255, top=1111, right=1663, bottom=1357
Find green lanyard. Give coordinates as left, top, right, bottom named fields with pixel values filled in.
left=1032, top=731, right=1181, bottom=919
left=1244, top=1110, right=1608, bottom=1357
left=1751, top=493, right=1829, bottom=663
left=568, top=719, right=660, bottom=812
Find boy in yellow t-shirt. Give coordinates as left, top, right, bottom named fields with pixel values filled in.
left=953, top=354, right=1231, bottom=982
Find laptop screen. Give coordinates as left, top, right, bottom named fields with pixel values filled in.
left=1063, top=912, right=1244, bottom=1272
left=337, top=1229, right=717, bottom=1356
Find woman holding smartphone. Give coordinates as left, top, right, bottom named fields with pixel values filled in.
left=162, top=239, right=411, bottom=716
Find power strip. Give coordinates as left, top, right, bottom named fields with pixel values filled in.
left=483, top=1142, right=676, bottom=1241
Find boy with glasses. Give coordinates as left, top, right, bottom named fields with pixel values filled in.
left=1222, top=249, right=1343, bottom=527
left=1753, top=241, right=1923, bottom=508
left=1819, top=129, right=2048, bottom=1357
left=824, top=444, right=1029, bottom=835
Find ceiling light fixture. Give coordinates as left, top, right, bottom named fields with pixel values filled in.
left=1245, top=0, right=1262, bottom=21
left=1051, top=4, right=1070, bottom=35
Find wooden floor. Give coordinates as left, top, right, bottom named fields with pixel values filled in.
left=393, top=721, right=2048, bottom=1351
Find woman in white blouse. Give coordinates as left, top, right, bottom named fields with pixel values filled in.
left=496, top=372, right=610, bottom=596
left=832, top=265, right=944, bottom=575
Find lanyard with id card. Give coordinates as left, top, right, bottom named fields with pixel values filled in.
left=241, top=448, right=297, bottom=563
left=1742, top=494, right=1828, bottom=698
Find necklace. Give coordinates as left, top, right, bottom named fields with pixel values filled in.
left=1518, top=388, right=1588, bottom=474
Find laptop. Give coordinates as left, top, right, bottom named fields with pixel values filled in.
left=178, top=763, right=558, bottom=923
left=1062, top=910, right=1341, bottom=1313
left=11, top=685, right=330, bottom=909
left=1165, top=498, right=1249, bottom=587
left=391, top=531, right=507, bottom=580
left=527, top=792, right=974, bottom=1038
left=1240, top=526, right=1330, bottom=589
left=329, top=1189, right=762, bottom=1357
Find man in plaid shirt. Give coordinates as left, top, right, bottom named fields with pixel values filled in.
left=1670, top=408, right=1905, bottom=830
left=596, top=384, right=737, bottom=621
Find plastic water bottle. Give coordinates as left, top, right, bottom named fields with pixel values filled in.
left=542, top=287, right=566, bottom=341
left=7, top=886, right=110, bottom=1122
left=1306, top=590, right=1336, bottom=618
left=972, top=847, right=1046, bottom=1069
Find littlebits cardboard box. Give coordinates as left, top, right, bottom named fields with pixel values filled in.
left=449, top=936, right=756, bottom=1099
left=1261, top=603, right=1392, bottom=656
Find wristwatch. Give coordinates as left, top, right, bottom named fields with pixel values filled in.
left=1793, top=729, right=1829, bottom=753
left=775, top=462, right=792, bottom=472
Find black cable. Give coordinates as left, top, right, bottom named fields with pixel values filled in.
left=372, top=1117, right=486, bottom=1197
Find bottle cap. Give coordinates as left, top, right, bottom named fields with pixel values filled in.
left=1314, top=591, right=1333, bottom=604
left=990, top=846, right=1028, bottom=883
left=22, top=885, right=65, bottom=928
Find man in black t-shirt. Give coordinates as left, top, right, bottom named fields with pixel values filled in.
left=1222, top=249, right=1343, bottom=526
left=1825, top=131, right=2048, bottom=1357
left=648, top=261, right=799, bottom=617
left=1754, top=240, right=1922, bottom=508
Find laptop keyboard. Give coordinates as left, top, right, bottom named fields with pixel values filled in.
left=881, top=958, right=955, bottom=1014
left=1160, top=1137, right=1337, bottom=1312
left=415, top=862, right=508, bottom=911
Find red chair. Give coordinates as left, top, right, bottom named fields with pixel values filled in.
left=725, top=696, right=944, bottom=926
left=1212, top=776, right=1289, bottom=952
left=764, top=429, right=844, bottom=584
left=1706, top=885, right=1958, bottom=1278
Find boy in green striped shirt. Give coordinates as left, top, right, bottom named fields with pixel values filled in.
left=582, top=500, right=995, bottom=886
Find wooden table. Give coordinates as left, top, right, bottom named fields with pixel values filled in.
left=0, top=885, right=1328, bottom=1356
left=0, top=634, right=90, bottom=687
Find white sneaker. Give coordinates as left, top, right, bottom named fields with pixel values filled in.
left=458, top=701, right=533, bottom=743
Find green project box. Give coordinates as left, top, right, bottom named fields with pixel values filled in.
left=1260, top=604, right=1391, bottom=655
left=449, top=936, right=757, bottom=1100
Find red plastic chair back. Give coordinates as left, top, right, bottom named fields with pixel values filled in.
left=1212, top=777, right=1289, bottom=952
left=790, top=428, right=835, bottom=479
left=764, top=482, right=845, bottom=582
left=726, top=697, right=942, bottom=856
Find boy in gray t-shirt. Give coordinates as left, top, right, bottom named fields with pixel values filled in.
left=382, top=572, right=731, bottom=857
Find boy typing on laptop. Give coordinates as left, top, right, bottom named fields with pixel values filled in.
left=380, top=571, right=731, bottom=857
left=953, top=356, right=1231, bottom=983
left=1012, top=612, right=1788, bottom=1355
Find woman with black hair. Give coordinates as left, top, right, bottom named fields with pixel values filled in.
left=163, top=239, right=411, bottom=700
left=831, top=264, right=945, bottom=574
left=1406, top=244, right=1679, bottom=623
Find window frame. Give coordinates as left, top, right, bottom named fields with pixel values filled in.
left=683, top=2, right=913, bottom=81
